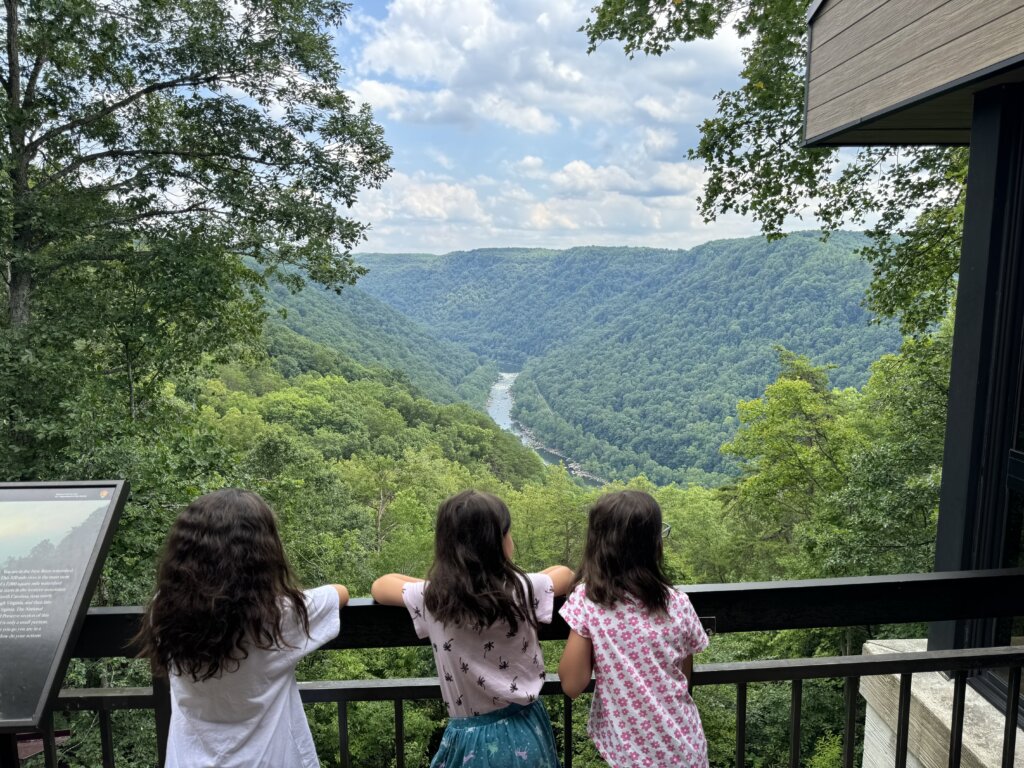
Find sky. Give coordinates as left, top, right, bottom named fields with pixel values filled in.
left=334, top=0, right=769, bottom=254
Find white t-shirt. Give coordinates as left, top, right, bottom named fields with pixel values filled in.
left=165, top=586, right=341, bottom=768
left=402, top=574, right=554, bottom=717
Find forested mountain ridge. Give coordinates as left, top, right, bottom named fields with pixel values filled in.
left=357, top=232, right=902, bottom=482
left=357, top=246, right=675, bottom=368
left=264, top=281, right=497, bottom=406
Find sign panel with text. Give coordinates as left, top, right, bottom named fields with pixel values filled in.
left=0, top=482, right=127, bottom=730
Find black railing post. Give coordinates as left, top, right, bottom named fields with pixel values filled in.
left=948, top=670, right=967, bottom=767
left=735, top=682, right=747, bottom=767
left=894, top=673, right=912, bottom=768
left=842, top=676, right=857, bottom=768
left=563, top=694, right=573, bottom=768
left=338, top=701, right=350, bottom=768
left=99, top=709, right=115, bottom=768
left=152, top=672, right=171, bottom=768
left=789, top=679, right=802, bottom=768
left=394, top=700, right=404, bottom=768
left=0, top=734, right=18, bottom=768
left=41, top=713, right=57, bottom=768
left=1002, top=666, right=1020, bottom=768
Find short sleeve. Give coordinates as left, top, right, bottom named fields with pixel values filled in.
left=558, top=584, right=591, bottom=639
left=302, top=586, right=342, bottom=650
left=673, top=590, right=709, bottom=656
left=527, top=573, right=555, bottom=624
left=401, top=581, right=430, bottom=639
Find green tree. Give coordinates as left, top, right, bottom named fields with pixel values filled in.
left=1, top=0, right=391, bottom=476
left=2, top=0, right=391, bottom=326
left=580, top=0, right=965, bottom=334
left=722, top=349, right=862, bottom=578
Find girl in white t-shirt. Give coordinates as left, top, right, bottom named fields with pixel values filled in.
left=136, top=488, right=349, bottom=768
left=372, top=489, right=573, bottom=768
left=558, top=490, right=709, bottom=767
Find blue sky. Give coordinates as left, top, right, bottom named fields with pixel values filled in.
left=335, top=1, right=765, bottom=254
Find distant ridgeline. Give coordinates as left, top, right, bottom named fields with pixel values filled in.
left=356, top=232, right=902, bottom=485
left=264, top=281, right=498, bottom=407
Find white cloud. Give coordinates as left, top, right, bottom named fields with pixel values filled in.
left=337, top=1, right=779, bottom=253
left=428, top=148, right=454, bottom=169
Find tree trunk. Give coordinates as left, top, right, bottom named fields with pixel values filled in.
left=8, top=262, right=30, bottom=326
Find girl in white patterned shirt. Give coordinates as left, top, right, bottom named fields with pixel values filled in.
left=372, top=489, right=573, bottom=768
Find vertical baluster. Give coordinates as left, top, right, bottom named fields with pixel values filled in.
left=563, top=695, right=573, bottom=768
left=152, top=671, right=171, bottom=768
left=948, top=670, right=967, bottom=768
left=337, top=701, right=350, bottom=768
left=843, top=676, right=858, bottom=768
left=789, top=679, right=802, bottom=768
left=42, top=713, right=57, bottom=768
left=735, top=682, right=747, bottom=768
left=394, top=699, right=405, bottom=768
left=894, top=673, right=913, bottom=768
left=1001, top=666, right=1020, bottom=768
left=99, top=709, right=115, bottom=768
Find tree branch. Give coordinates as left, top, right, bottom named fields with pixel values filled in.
left=4, top=0, right=20, bottom=106
left=27, top=72, right=222, bottom=153
left=23, top=49, right=46, bottom=107
left=38, top=147, right=265, bottom=190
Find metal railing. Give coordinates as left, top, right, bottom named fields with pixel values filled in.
left=15, top=569, right=1024, bottom=768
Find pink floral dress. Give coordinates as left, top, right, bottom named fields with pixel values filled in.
left=560, top=585, right=709, bottom=767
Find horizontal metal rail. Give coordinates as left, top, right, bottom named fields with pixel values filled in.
left=8, top=569, right=1024, bottom=768
left=44, top=646, right=1024, bottom=768
left=72, top=568, right=1024, bottom=656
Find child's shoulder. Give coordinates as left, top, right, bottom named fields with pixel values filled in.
left=666, top=587, right=699, bottom=615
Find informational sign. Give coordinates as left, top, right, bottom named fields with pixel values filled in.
left=0, top=482, right=126, bottom=730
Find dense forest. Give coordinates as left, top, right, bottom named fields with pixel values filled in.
left=20, top=310, right=948, bottom=767
left=265, top=280, right=497, bottom=407
left=356, top=232, right=902, bottom=483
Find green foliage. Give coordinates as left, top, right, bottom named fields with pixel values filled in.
left=266, top=279, right=498, bottom=406
left=359, top=233, right=901, bottom=481
left=1, top=0, right=391, bottom=475
left=580, top=0, right=966, bottom=336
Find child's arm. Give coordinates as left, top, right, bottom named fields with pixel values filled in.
left=558, top=630, right=593, bottom=699
left=682, top=654, right=694, bottom=689
left=371, top=573, right=423, bottom=606
left=541, top=565, right=575, bottom=596
left=331, top=584, right=350, bottom=607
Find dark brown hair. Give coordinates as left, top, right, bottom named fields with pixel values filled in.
left=423, top=489, right=537, bottom=634
left=135, top=489, right=309, bottom=681
left=574, top=490, right=672, bottom=614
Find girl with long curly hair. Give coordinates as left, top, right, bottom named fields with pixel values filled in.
left=136, top=488, right=348, bottom=768
left=372, top=489, right=573, bottom=768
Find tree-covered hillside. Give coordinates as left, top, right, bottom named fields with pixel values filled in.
left=358, top=233, right=901, bottom=482
left=266, top=281, right=498, bottom=407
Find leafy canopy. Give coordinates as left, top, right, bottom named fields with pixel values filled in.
left=2, top=0, right=391, bottom=324
left=1, top=0, right=391, bottom=473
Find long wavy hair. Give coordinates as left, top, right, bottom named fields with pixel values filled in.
left=135, top=489, right=309, bottom=681
left=423, top=489, right=536, bottom=634
left=574, top=490, right=672, bottom=614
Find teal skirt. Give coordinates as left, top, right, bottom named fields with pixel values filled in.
left=431, top=700, right=561, bottom=768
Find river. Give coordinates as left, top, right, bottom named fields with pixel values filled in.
left=485, top=372, right=604, bottom=486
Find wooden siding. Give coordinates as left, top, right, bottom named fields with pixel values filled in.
left=810, top=0, right=889, bottom=50
left=806, top=0, right=1024, bottom=143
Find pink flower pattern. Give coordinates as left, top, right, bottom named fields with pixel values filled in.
left=560, top=586, right=709, bottom=768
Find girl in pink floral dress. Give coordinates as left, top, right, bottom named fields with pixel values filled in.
left=558, top=490, right=709, bottom=767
